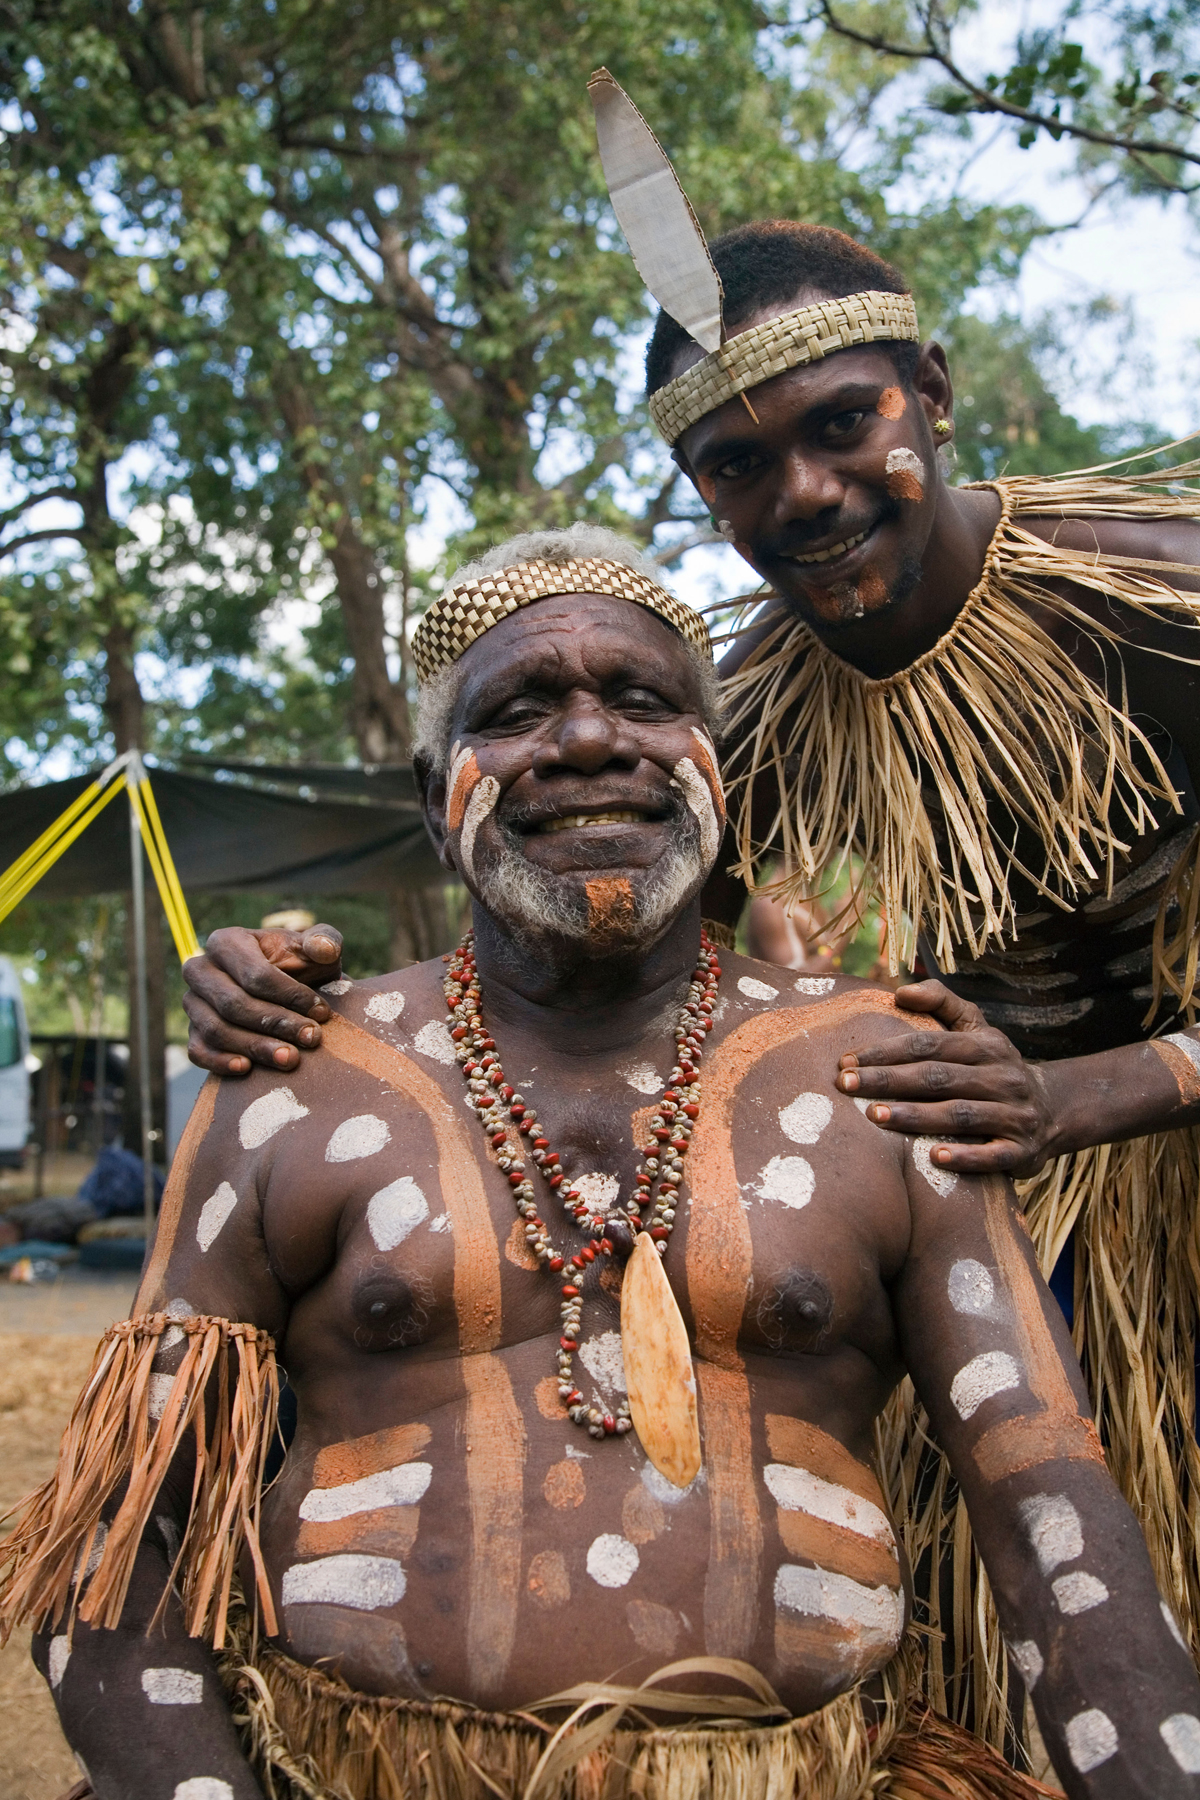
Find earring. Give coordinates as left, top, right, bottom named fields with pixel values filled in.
left=934, top=419, right=953, bottom=437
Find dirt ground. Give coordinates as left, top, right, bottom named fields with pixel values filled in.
left=0, top=1270, right=137, bottom=1800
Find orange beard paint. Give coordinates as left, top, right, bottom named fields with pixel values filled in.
left=857, top=565, right=887, bottom=609
left=586, top=876, right=636, bottom=934
left=876, top=386, right=906, bottom=420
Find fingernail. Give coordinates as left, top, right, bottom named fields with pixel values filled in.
left=310, top=1001, right=331, bottom=1022
left=299, top=1027, right=316, bottom=1046
left=870, top=1105, right=890, bottom=1123
left=933, top=1147, right=951, bottom=1163
left=231, top=1058, right=249, bottom=1074
left=840, top=1071, right=859, bottom=1091
left=273, top=1046, right=291, bottom=1065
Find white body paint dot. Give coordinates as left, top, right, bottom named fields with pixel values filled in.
left=1017, top=1492, right=1083, bottom=1574
left=282, top=1554, right=407, bottom=1611
left=239, top=1086, right=309, bottom=1149
left=365, top=990, right=405, bottom=1023
left=738, top=975, right=779, bottom=1002
left=912, top=1137, right=958, bottom=1197
left=577, top=1329, right=627, bottom=1395
left=573, top=1173, right=619, bottom=1211
left=326, top=1114, right=391, bottom=1163
left=587, top=1534, right=640, bottom=1588
left=48, top=1635, right=71, bottom=1688
left=1006, top=1639, right=1043, bottom=1690
left=795, top=975, right=835, bottom=995
left=320, top=978, right=353, bottom=996
left=619, top=1060, right=661, bottom=1094
left=173, top=1784, right=234, bottom=1800
left=773, top=1564, right=903, bottom=1657
left=1065, top=1708, right=1118, bottom=1774
left=1161, top=1713, right=1200, bottom=1773
left=366, top=1177, right=429, bottom=1252
left=142, top=1667, right=204, bottom=1705
left=196, top=1182, right=238, bottom=1253
left=751, top=1155, right=815, bottom=1210
left=1052, top=1571, right=1109, bottom=1615
left=950, top=1351, right=1021, bottom=1420
left=148, top=1373, right=175, bottom=1422
left=947, top=1259, right=996, bottom=1317
left=300, top=1463, right=433, bottom=1522
left=412, top=1020, right=456, bottom=1065
left=778, top=1092, right=833, bottom=1145
left=764, top=1465, right=896, bottom=1555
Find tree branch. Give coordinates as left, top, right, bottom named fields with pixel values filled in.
left=0, top=526, right=87, bottom=558
left=0, top=487, right=78, bottom=532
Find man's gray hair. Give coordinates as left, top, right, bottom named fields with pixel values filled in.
left=412, top=525, right=722, bottom=769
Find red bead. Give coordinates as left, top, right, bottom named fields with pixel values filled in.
left=603, top=1414, right=616, bottom=1435
left=654, top=1128, right=670, bottom=1142
left=450, top=1025, right=468, bottom=1040
left=533, top=1137, right=549, bottom=1150
left=682, top=1104, right=699, bottom=1118
left=508, top=1173, right=524, bottom=1187
left=572, top=1254, right=586, bottom=1268
left=501, top=1085, right=515, bottom=1100
left=581, top=1244, right=595, bottom=1262
left=548, top=1172, right=564, bottom=1187
left=548, top=1256, right=564, bottom=1270
left=510, top=1104, right=525, bottom=1118
left=480, top=1038, right=495, bottom=1050
left=491, top=1132, right=507, bottom=1147
left=519, top=1119, right=534, bottom=1134
left=560, top=1336, right=578, bottom=1351
left=599, top=1238, right=613, bottom=1255
left=561, top=1283, right=580, bottom=1297
left=563, top=1187, right=580, bottom=1200
left=567, top=1389, right=583, bottom=1405
left=670, top=1136, right=688, bottom=1149
left=650, top=1226, right=669, bottom=1240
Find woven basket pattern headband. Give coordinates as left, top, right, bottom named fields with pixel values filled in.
left=412, top=557, right=712, bottom=684
left=648, top=291, right=920, bottom=444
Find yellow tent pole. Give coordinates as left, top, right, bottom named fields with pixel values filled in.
left=0, top=776, right=128, bottom=927
left=0, top=757, right=129, bottom=910
left=131, top=772, right=201, bottom=960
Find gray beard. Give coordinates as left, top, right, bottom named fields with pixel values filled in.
left=478, top=812, right=708, bottom=955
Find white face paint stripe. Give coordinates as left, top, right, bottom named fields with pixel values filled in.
left=763, top=1464, right=897, bottom=1555
left=1064, top=1709, right=1118, bottom=1774
left=672, top=756, right=721, bottom=869
left=325, top=1114, right=391, bottom=1163
left=950, top=1351, right=1021, bottom=1420
left=299, top=1462, right=433, bottom=1522
left=751, top=1155, right=815, bottom=1210
left=238, top=1086, right=309, bottom=1150
left=48, top=1635, right=70, bottom=1689
left=573, top=1173, right=620, bottom=1210
left=1161, top=1713, right=1200, bottom=1773
left=586, top=1534, right=640, bottom=1588
left=281, top=1554, right=407, bottom=1611
left=778, top=1092, right=833, bottom=1145
left=141, top=1667, right=204, bottom=1705
left=459, top=775, right=500, bottom=886
left=947, top=1259, right=996, bottom=1317
left=1017, top=1493, right=1084, bottom=1574
left=195, top=1182, right=238, bottom=1254
left=366, top=1175, right=429, bottom=1251
left=619, top=1060, right=661, bottom=1094
left=885, top=447, right=925, bottom=478
left=365, top=990, right=406, bottom=1023
left=1052, top=1571, right=1109, bottom=1615
left=773, top=1564, right=903, bottom=1653
left=1006, top=1638, right=1043, bottom=1690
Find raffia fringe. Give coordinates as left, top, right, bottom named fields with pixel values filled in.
left=215, top=1611, right=1056, bottom=1800
left=878, top=1123, right=1200, bottom=1760
left=0, top=1313, right=279, bottom=1645
left=721, top=455, right=1200, bottom=977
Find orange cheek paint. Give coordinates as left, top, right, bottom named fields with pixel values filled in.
left=586, top=876, right=636, bottom=933
left=876, top=387, right=906, bottom=420
left=884, top=447, right=924, bottom=503
left=447, top=748, right=480, bottom=833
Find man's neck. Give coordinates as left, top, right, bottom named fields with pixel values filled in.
left=801, top=480, right=1003, bottom=681
left=468, top=898, right=704, bottom=1056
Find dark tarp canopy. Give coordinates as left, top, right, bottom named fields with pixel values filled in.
left=0, top=758, right=444, bottom=900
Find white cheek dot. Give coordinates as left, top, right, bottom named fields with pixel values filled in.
left=947, top=1259, right=996, bottom=1316
left=576, top=1329, right=627, bottom=1395
left=239, top=1086, right=309, bottom=1149
left=587, top=1534, right=640, bottom=1589
left=1017, top=1492, right=1084, bottom=1575
left=281, top=1554, right=407, bottom=1611
left=751, top=1155, right=815, bottom=1210
left=299, top=1463, right=433, bottom=1522
left=141, top=1667, right=204, bottom=1705
left=48, top=1636, right=71, bottom=1688
left=912, top=1137, right=958, bottom=1197
left=1161, top=1713, right=1200, bottom=1773
left=1162, top=1599, right=1189, bottom=1650
left=1064, top=1708, right=1118, bottom=1774
left=950, top=1351, right=1021, bottom=1420
left=173, top=1784, right=235, bottom=1800
left=885, top=446, right=924, bottom=478
left=1005, top=1639, right=1042, bottom=1690
left=412, top=1020, right=457, bottom=1065
left=794, top=975, right=835, bottom=995
left=366, top=1176, right=429, bottom=1251
left=738, top=975, right=779, bottom=1002
left=196, top=1181, right=238, bottom=1253
left=1052, top=1571, right=1109, bottom=1615
left=365, top=990, right=406, bottom=1023
left=778, top=1092, right=833, bottom=1145
left=325, top=1114, right=391, bottom=1163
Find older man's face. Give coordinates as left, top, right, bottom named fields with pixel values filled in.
left=425, top=594, right=724, bottom=950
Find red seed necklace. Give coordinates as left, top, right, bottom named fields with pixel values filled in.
left=444, top=928, right=722, bottom=1441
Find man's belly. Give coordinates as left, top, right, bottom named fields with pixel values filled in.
left=257, top=1338, right=908, bottom=1717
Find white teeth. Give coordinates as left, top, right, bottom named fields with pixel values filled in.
left=792, top=528, right=869, bottom=566
left=538, top=811, right=647, bottom=834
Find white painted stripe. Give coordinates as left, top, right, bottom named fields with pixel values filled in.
left=1161, top=1713, right=1200, bottom=1773
left=950, top=1351, right=1021, bottom=1420
left=1017, top=1493, right=1083, bottom=1575
left=1164, top=1031, right=1200, bottom=1074
left=367, top=1176, right=429, bottom=1251
left=1064, top=1708, right=1118, bottom=1773
left=325, top=1114, right=391, bottom=1163
left=238, top=1086, right=309, bottom=1149
left=912, top=1137, right=958, bottom=1197
left=794, top=976, right=834, bottom=995
left=1052, top=1572, right=1109, bottom=1615
left=738, top=975, right=779, bottom=1002
left=763, top=1464, right=896, bottom=1554
left=299, top=1462, right=432, bottom=1522
left=74, top=1520, right=107, bottom=1585
left=773, top=1563, right=904, bottom=1655
left=281, top=1554, right=406, bottom=1611
left=196, top=1182, right=238, bottom=1253
left=48, top=1636, right=70, bottom=1689
left=142, top=1667, right=203, bottom=1705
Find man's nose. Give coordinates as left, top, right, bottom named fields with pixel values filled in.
left=531, top=697, right=642, bottom=776
left=772, top=449, right=847, bottom=526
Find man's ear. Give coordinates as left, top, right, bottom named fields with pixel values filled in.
left=415, top=749, right=457, bottom=873
left=913, top=341, right=953, bottom=433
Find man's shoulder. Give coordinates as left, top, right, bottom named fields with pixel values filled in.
left=716, top=954, right=905, bottom=1039
left=1017, top=505, right=1200, bottom=583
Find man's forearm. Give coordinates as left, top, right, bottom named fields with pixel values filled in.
left=34, top=1538, right=263, bottom=1800
left=1038, top=1031, right=1200, bottom=1158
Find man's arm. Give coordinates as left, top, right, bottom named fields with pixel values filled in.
left=23, top=1086, right=291, bottom=1800
left=895, top=1153, right=1200, bottom=1797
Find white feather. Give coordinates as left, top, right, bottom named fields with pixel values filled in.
left=588, top=68, right=723, bottom=353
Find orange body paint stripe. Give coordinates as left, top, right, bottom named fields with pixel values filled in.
left=775, top=1510, right=900, bottom=1591
left=775, top=1610, right=870, bottom=1677
left=313, top=1420, right=431, bottom=1488
left=697, top=1362, right=762, bottom=1657
left=136, top=1078, right=217, bottom=1310
left=1149, top=1036, right=1200, bottom=1107
left=764, top=1415, right=886, bottom=1510
left=296, top=1506, right=421, bottom=1559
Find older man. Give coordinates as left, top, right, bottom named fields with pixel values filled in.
left=6, top=529, right=1200, bottom=1800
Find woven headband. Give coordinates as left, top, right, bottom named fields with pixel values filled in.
left=412, top=557, right=712, bottom=684
left=648, top=291, right=920, bottom=445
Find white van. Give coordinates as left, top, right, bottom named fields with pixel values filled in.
left=0, top=956, right=31, bottom=1166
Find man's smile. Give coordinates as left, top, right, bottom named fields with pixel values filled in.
left=787, top=526, right=870, bottom=566
left=535, top=808, right=660, bottom=834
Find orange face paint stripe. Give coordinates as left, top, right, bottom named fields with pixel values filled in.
left=764, top=1414, right=887, bottom=1510
left=313, top=1420, right=432, bottom=1488
left=687, top=731, right=727, bottom=828
left=296, top=1507, right=422, bottom=1559
left=447, top=749, right=480, bottom=833
left=136, top=1077, right=217, bottom=1310
left=1150, top=1036, right=1200, bottom=1106
left=697, top=1361, right=763, bottom=1657
left=775, top=1510, right=901, bottom=1591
